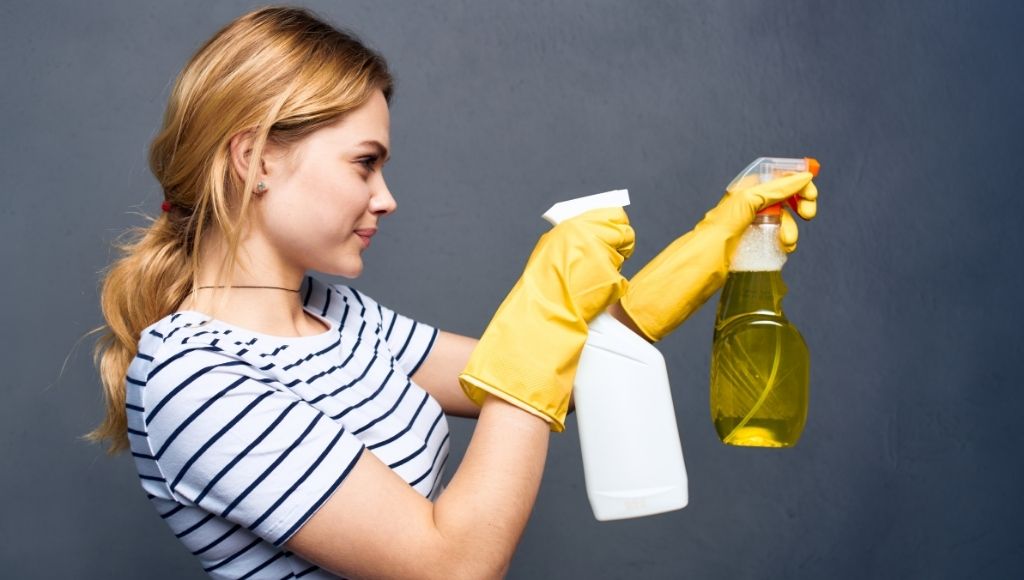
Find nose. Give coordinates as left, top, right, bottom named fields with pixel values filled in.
left=369, top=174, right=397, bottom=216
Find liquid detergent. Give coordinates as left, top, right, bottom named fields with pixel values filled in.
left=710, top=157, right=819, bottom=447
left=543, top=191, right=688, bottom=521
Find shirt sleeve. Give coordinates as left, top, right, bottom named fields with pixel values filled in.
left=142, top=345, right=366, bottom=547
left=347, top=287, right=439, bottom=377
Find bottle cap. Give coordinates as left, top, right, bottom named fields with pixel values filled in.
left=756, top=203, right=784, bottom=217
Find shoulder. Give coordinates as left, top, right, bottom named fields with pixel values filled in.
left=135, top=311, right=225, bottom=367
left=137, top=310, right=249, bottom=358
left=129, top=311, right=267, bottom=398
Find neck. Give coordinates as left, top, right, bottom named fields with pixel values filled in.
left=179, top=230, right=325, bottom=338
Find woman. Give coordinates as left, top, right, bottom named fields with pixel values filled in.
left=91, top=7, right=817, bottom=579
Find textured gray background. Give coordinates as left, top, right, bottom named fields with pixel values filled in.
left=2, top=0, right=1022, bottom=578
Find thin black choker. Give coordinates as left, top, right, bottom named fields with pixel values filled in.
left=196, top=285, right=300, bottom=293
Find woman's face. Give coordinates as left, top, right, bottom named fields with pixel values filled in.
left=255, top=90, right=396, bottom=279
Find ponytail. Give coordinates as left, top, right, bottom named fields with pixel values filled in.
left=88, top=216, right=193, bottom=453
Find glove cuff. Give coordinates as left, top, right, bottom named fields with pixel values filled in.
left=459, top=373, right=565, bottom=432
left=616, top=298, right=662, bottom=342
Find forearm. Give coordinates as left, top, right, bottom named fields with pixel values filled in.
left=618, top=217, right=737, bottom=342
left=432, top=396, right=549, bottom=578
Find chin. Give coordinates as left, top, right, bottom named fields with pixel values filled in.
left=326, top=257, right=364, bottom=279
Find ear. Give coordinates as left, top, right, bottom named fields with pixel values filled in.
left=228, top=130, right=270, bottom=190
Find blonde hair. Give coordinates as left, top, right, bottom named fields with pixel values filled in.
left=89, top=6, right=393, bottom=453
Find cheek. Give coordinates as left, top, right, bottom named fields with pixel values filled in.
left=329, top=180, right=373, bottom=219
left=279, top=169, right=371, bottom=234
left=311, top=193, right=370, bottom=242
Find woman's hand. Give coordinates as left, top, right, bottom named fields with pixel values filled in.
left=618, top=173, right=819, bottom=342
left=459, top=207, right=635, bottom=431
left=726, top=171, right=818, bottom=252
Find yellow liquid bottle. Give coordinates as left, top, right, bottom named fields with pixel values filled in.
left=710, top=213, right=809, bottom=447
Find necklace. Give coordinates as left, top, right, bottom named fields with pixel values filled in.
left=196, top=285, right=301, bottom=293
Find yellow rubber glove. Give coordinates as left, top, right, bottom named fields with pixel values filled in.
left=619, top=172, right=817, bottom=342
left=459, top=207, right=635, bottom=432
left=726, top=171, right=819, bottom=253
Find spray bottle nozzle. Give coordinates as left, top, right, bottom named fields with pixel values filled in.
left=805, top=157, right=821, bottom=176
left=542, top=189, right=630, bottom=225
left=725, top=157, right=820, bottom=216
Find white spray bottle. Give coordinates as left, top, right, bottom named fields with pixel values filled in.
left=544, top=190, right=688, bottom=521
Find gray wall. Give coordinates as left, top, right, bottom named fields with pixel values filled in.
left=2, top=0, right=1021, bottom=578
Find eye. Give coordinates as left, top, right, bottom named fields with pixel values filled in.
left=357, top=155, right=380, bottom=172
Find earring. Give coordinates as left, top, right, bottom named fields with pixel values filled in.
left=256, top=181, right=267, bottom=194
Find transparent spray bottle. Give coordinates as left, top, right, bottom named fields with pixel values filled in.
left=543, top=191, right=688, bottom=521
left=710, top=157, right=820, bottom=447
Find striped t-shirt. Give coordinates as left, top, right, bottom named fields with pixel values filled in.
left=126, top=275, right=448, bottom=579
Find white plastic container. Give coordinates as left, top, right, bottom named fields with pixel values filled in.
left=543, top=191, right=688, bottom=521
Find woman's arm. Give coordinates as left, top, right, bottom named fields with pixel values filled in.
left=411, top=330, right=481, bottom=418
left=289, top=207, right=633, bottom=578
left=286, top=395, right=548, bottom=579
left=412, top=327, right=591, bottom=419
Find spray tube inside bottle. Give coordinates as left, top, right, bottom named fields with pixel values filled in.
left=543, top=191, right=688, bottom=521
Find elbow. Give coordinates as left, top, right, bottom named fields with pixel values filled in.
left=446, top=559, right=508, bottom=580
left=432, top=540, right=512, bottom=580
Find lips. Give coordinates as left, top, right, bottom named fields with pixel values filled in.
left=355, top=228, right=377, bottom=248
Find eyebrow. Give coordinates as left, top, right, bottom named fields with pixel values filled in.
left=357, top=140, right=390, bottom=163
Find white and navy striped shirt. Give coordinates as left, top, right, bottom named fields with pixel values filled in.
left=126, top=275, right=448, bottom=579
